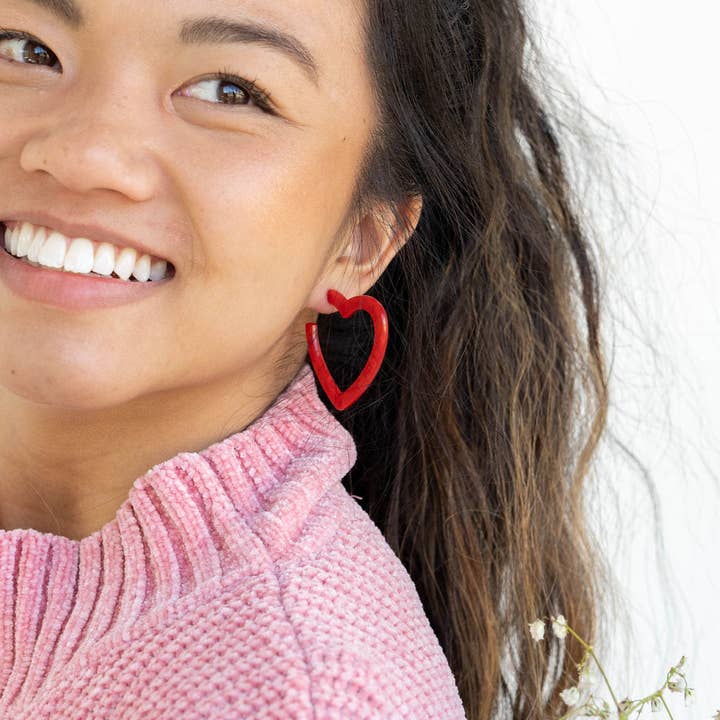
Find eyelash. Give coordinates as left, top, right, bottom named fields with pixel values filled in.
left=0, top=29, right=276, bottom=115
left=207, top=65, right=275, bottom=114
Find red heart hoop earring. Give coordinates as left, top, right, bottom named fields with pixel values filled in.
left=305, top=289, right=389, bottom=411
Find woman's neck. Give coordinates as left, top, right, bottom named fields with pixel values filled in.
left=0, top=357, right=305, bottom=539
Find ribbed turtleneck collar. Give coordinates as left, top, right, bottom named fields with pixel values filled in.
left=0, top=362, right=356, bottom=708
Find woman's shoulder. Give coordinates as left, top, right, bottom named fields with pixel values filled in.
left=11, top=484, right=465, bottom=720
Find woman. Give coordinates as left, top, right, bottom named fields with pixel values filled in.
left=0, top=0, right=611, bottom=718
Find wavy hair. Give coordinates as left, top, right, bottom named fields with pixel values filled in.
left=311, top=1, right=616, bottom=717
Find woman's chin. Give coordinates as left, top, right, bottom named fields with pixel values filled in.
left=0, top=365, right=147, bottom=411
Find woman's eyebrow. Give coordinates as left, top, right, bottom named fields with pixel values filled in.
left=20, top=0, right=83, bottom=28
left=179, top=16, right=320, bottom=88
left=18, top=0, right=320, bottom=87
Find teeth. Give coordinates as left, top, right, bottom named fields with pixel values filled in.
left=92, top=242, right=116, bottom=276
left=149, top=258, right=168, bottom=282
left=114, top=247, right=137, bottom=281
left=14, top=222, right=35, bottom=258
left=65, top=237, right=96, bottom=274
left=27, top=227, right=46, bottom=263
left=2, top=221, right=172, bottom=282
left=37, top=231, right=67, bottom=269
left=132, top=253, right=151, bottom=282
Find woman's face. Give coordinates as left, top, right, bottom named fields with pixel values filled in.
left=0, top=0, right=400, bottom=411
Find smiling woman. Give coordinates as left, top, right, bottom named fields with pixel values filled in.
left=0, top=0, right=612, bottom=719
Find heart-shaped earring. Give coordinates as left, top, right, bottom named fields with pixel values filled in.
left=305, top=289, right=389, bottom=411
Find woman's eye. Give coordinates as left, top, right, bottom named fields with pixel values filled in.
left=0, top=33, right=275, bottom=115
left=0, top=31, right=61, bottom=70
left=177, top=73, right=274, bottom=114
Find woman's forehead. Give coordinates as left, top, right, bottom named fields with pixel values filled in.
left=10, top=0, right=364, bottom=46
left=8, top=0, right=369, bottom=87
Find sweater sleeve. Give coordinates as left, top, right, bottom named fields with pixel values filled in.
left=301, top=646, right=419, bottom=720
left=256, top=487, right=467, bottom=720
left=200, top=645, right=442, bottom=720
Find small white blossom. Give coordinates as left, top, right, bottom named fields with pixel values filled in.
left=560, top=686, right=580, bottom=707
left=683, top=687, right=695, bottom=707
left=552, top=614, right=568, bottom=639
left=528, top=619, right=545, bottom=642
left=582, top=695, right=609, bottom=719
left=577, top=665, right=595, bottom=690
left=650, top=696, right=663, bottom=712
left=667, top=679, right=683, bottom=693
left=618, top=697, right=633, bottom=714
left=599, top=698, right=611, bottom=719
left=676, top=655, right=687, bottom=670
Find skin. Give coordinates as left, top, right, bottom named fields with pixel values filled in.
left=0, top=0, right=422, bottom=540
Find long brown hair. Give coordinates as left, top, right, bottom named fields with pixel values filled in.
left=312, top=1, right=617, bottom=717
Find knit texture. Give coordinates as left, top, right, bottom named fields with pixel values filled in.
left=0, top=362, right=467, bottom=719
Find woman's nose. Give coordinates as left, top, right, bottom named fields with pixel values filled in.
left=18, top=89, right=163, bottom=202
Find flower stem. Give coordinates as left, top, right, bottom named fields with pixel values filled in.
left=562, top=624, right=621, bottom=711
left=660, top=693, right=676, bottom=720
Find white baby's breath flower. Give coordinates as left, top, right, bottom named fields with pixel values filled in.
left=528, top=619, right=545, bottom=642
left=683, top=687, right=695, bottom=707
left=551, top=614, right=568, bottom=639
left=599, top=698, right=611, bottom=719
left=618, top=697, right=633, bottom=714
left=667, top=679, right=683, bottom=693
left=560, top=686, right=580, bottom=707
left=582, top=694, right=609, bottom=719
left=577, top=665, right=595, bottom=690
left=650, top=696, right=663, bottom=712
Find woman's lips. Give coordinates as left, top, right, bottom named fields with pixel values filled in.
left=0, top=225, right=174, bottom=311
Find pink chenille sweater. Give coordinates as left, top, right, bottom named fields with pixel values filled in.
left=0, top=362, right=467, bottom=719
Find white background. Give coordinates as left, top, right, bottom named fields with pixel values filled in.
left=530, top=2, right=719, bottom=717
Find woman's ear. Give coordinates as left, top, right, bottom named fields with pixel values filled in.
left=307, top=194, right=423, bottom=314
